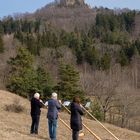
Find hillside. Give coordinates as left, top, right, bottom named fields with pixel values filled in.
left=34, top=6, right=95, bottom=31
left=0, top=90, right=140, bottom=140
left=0, top=1, right=140, bottom=136
left=21, top=1, right=96, bottom=31
left=133, top=13, right=140, bottom=37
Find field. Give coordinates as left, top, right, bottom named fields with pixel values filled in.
left=0, top=90, right=140, bottom=140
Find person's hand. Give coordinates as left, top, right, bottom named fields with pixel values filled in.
left=58, top=112, right=61, bottom=117
left=80, top=104, right=83, bottom=108
left=58, top=100, right=62, bottom=104
left=40, top=99, right=43, bottom=103
left=44, top=101, right=48, bottom=106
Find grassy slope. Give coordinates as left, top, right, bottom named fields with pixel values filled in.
left=0, top=90, right=140, bottom=140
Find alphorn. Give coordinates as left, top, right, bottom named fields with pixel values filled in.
left=61, top=103, right=102, bottom=140
left=81, top=105, right=120, bottom=140
left=42, top=102, right=71, bottom=131
left=59, top=116, right=71, bottom=130
left=59, top=116, right=85, bottom=137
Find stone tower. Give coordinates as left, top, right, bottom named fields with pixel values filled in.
left=59, top=0, right=85, bottom=6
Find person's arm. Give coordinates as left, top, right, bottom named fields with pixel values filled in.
left=37, top=99, right=44, bottom=108
left=55, top=100, right=61, bottom=110
left=77, top=105, right=84, bottom=115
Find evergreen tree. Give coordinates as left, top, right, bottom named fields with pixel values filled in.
left=134, top=39, right=140, bottom=54
left=7, top=47, right=53, bottom=98
left=68, top=32, right=81, bottom=49
left=100, top=53, right=111, bottom=70
left=36, top=67, right=53, bottom=98
left=85, top=46, right=98, bottom=66
left=6, top=47, right=37, bottom=97
left=0, top=21, right=4, bottom=34
left=56, top=64, right=85, bottom=100
left=0, top=35, right=4, bottom=53
left=91, top=99, right=103, bottom=121
left=118, top=50, right=129, bottom=66
left=59, top=30, right=69, bottom=46
left=24, top=33, right=38, bottom=55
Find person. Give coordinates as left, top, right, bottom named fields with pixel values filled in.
left=30, top=92, right=44, bottom=134
left=70, top=96, right=84, bottom=140
left=47, top=92, right=61, bottom=140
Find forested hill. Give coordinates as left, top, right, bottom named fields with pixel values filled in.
left=0, top=2, right=140, bottom=132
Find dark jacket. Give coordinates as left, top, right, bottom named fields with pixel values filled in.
left=70, top=102, right=84, bottom=131
left=30, top=97, right=43, bottom=116
left=47, top=99, right=61, bottom=120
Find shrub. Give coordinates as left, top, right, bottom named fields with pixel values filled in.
left=5, top=98, right=24, bottom=113
left=90, top=100, right=103, bottom=121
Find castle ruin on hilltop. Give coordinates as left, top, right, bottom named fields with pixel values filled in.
left=55, top=0, right=85, bottom=6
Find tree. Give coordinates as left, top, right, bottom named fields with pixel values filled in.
left=56, top=64, right=85, bottom=100
left=6, top=47, right=37, bottom=97
left=85, top=46, right=98, bottom=66
left=118, top=50, right=129, bottom=66
left=0, top=35, right=4, bottom=53
left=0, top=20, right=4, bottom=34
left=130, top=47, right=139, bottom=88
left=6, top=47, right=53, bottom=98
left=36, top=67, right=53, bottom=98
left=100, top=53, right=111, bottom=70
left=116, top=85, right=139, bottom=128
left=25, top=33, right=38, bottom=55
left=85, top=67, right=120, bottom=121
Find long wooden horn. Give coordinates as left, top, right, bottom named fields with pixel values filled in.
left=59, top=116, right=71, bottom=130
left=59, top=116, right=85, bottom=137
left=81, top=105, right=120, bottom=140
left=61, top=103, right=102, bottom=140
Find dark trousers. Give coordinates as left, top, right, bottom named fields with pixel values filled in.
left=30, top=115, right=40, bottom=134
left=72, top=130, right=79, bottom=140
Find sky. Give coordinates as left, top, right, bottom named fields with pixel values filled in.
left=0, top=0, right=140, bottom=18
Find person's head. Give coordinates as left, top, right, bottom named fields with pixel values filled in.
left=51, top=92, right=57, bottom=100
left=73, top=96, right=80, bottom=104
left=34, top=92, right=40, bottom=99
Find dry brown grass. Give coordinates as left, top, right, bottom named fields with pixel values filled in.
left=0, top=90, right=140, bottom=140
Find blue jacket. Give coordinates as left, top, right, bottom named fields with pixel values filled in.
left=70, top=102, right=84, bottom=131
left=47, top=99, right=61, bottom=120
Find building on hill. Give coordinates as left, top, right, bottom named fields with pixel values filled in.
left=56, top=0, right=85, bottom=6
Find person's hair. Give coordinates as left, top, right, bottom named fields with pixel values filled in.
left=51, top=92, right=57, bottom=99
left=34, top=93, right=40, bottom=99
left=73, top=96, right=80, bottom=104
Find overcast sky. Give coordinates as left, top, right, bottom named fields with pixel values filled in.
left=0, top=0, right=139, bottom=18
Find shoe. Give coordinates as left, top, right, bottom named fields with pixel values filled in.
left=79, top=132, right=85, bottom=137
left=34, top=132, right=38, bottom=135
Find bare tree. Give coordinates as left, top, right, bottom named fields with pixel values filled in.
left=80, top=64, right=120, bottom=121
left=116, top=84, right=140, bottom=128
left=131, top=49, right=140, bottom=88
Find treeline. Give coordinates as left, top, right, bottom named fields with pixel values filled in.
left=6, top=47, right=84, bottom=100
left=0, top=11, right=139, bottom=67
left=0, top=11, right=136, bottom=35
left=11, top=11, right=139, bottom=69
left=1, top=10, right=140, bottom=98
left=0, top=17, right=41, bottom=34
